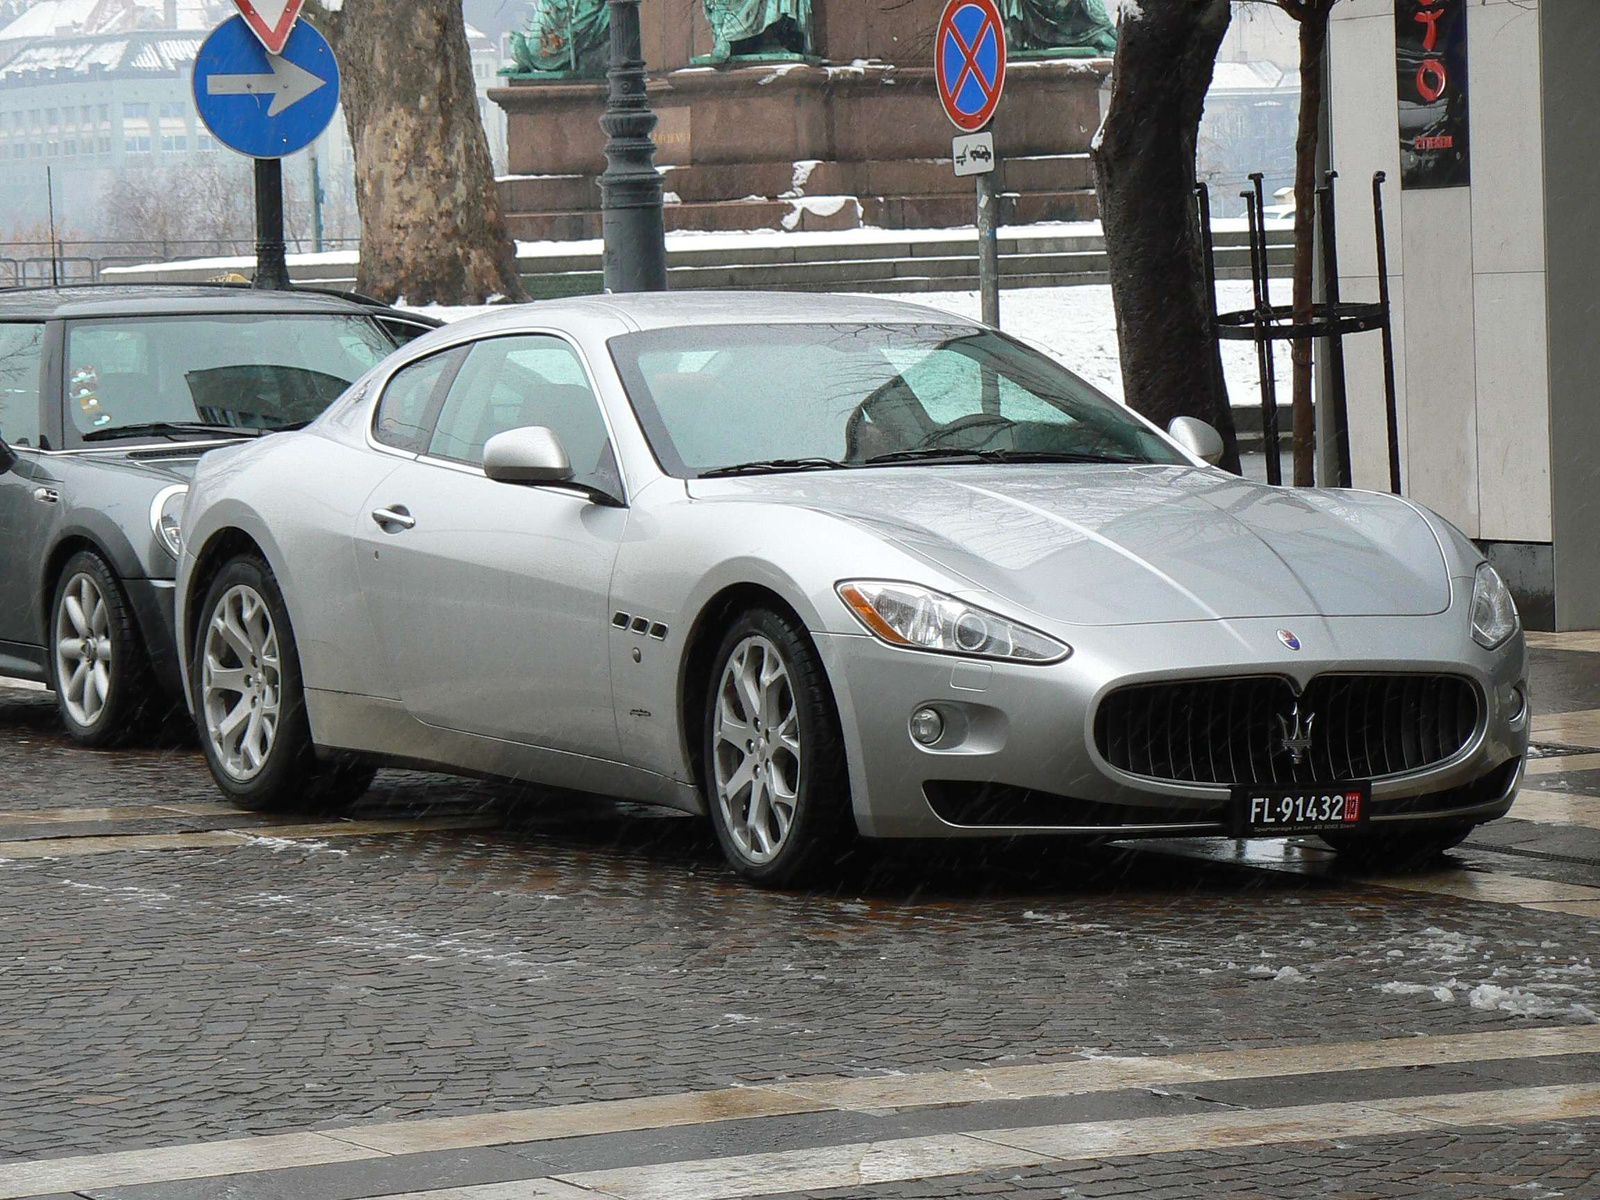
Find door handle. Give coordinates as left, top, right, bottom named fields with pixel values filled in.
left=371, top=506, right=415, bottom=531
left=33, top=487, right=59, bottom=504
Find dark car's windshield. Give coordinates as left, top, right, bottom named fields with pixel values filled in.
left=609, top=322, right=1185, bottom=477
left=63, top=314, right=395, bottom=443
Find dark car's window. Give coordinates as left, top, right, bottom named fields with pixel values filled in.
left=428, top=335, right=616, bottom=486
left=63, top=314, right=394, bottom=442
left=376, top=316, right=440, bottom=347
left=609, top=323, right=1184, bottom=477
left=374, top=347, right=465, bottom=454
left=0, top=323, right=44, bottom=448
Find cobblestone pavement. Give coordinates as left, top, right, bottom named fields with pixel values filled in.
left=769, top=1123, right=1600, bottom=1199
left=0, top=638, right=1597, bottom=1197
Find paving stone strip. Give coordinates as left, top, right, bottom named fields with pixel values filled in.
left=72, top=1084, right=1600, bottom=1200
left=3, top=1026, right=1598, bottom=1199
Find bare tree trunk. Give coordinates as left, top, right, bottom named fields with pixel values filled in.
left=1288, top=9, right=1328, bottom=486
left=1093, top=0, right=1241, bottom=475
left=313, top=0, right=526, bottom=305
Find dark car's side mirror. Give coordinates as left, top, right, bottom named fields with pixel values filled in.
left=484, top=426, right=575, bottom=486
left=0, top=436, right=16, bottom=476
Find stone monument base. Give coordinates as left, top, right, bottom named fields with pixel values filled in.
left=491, top=57, right=1109, bottom=242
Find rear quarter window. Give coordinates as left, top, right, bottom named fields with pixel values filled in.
left=0, top=323, right=44, bottom=447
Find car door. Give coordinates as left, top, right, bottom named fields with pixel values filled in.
left=355, top=332, right=628, bottom=759
left=0, top=321, right=56, bottom=669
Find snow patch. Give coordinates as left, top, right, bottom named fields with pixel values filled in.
left=1468, top=984, right=1599, bottom=1022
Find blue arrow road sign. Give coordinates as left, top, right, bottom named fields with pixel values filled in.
left=193, top=14, right=339, bottom=159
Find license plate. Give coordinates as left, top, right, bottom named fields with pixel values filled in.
left=1231, top=782, right=1371, bottom=837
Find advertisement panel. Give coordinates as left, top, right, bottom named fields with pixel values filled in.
left=1396, top=0, right=1470, bottom=189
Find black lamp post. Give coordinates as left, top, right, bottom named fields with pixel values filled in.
left=599, top=0, right=667, bottom=293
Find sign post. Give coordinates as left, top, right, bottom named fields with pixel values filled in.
left=193, top=3, right=336, bottom=290
left=936, top=0, right=1006, bottom=328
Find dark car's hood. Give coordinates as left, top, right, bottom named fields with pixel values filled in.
left=691, top=465, right=1452, bottom=626
left=77, top=447, right=211, bottom=486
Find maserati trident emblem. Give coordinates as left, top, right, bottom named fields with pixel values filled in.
left=1277, top=629, right=1302, bottom=651
left=1277, top=704, right=1316, bottom=766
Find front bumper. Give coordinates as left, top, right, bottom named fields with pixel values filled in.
left=814, top=611, right=1529, bottom=840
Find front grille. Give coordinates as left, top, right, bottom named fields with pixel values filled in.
left=1094, top=674, right=1481, bottom=786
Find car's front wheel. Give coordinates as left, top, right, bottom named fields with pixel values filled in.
left=194, top=555, right=374, bottom=811
left=50, top=550, right=158, bottom=748
left=1321, top=824, right=1474, bottom=870
left=702, top=607, right=853, bottom=887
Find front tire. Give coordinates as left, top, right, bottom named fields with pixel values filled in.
left=50, top=550, right=158, bottom=748
left=1322, top=824, right=1473, bottom=871
left=702, top=607, right=853, bottom=887
left=193, top=555, right=373, bottom=812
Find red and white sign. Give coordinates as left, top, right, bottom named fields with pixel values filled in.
left=232, top=0, right=306, bottom=56
left=935, top=0, right=1007, bottom=134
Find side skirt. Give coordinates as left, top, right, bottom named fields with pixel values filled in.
left=0, top=640, right=48, bottom=685
left=304, top=688, right=706, bottom=815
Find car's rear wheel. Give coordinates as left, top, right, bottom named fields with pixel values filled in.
left=1321, top=824, right=1474, bottom=870
left=50, top=550, right=157, bottom=748
left=702, top=607, right=853, bottom=887
left=194, top=555, right=374, bottom=812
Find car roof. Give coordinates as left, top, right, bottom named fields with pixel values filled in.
left=0, top=285, right=385, bottom=320
left=433, top=291, right=986, bottom=340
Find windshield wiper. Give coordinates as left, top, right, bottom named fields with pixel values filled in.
left=699, top=457, right=850, bottom=478
left=81, top=422, right=269, bottom=443
left=863, top=448, right=1144, bottom=467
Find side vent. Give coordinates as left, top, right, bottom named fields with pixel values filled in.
left=612, top=612, right=671, bottom=641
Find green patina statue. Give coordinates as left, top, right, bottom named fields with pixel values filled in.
left=701, top=0, right=813, bottom=63
left=507, top=0, right=611, bottom=79
left=1004, top=0, right=1118, bottom=56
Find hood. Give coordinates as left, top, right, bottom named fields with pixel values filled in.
left=691, top=465, right=1451, bottom=626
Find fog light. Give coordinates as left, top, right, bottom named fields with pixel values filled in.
left=909, top=707, right=945, bottom=746
left=1508, top=686, right=1528, bottom=723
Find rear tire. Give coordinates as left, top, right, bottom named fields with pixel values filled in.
left=193, top=555, right=374, bottom=812
left=49, top=550, right=158, bottom=748
left=1322, top=824, right=1473, bottom=871
left=702, top=606, right=853, bottom=887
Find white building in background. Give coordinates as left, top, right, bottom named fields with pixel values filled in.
left=1326, top=0, right=1596, bottom=631
left=0, top=0, right=506, bottom=251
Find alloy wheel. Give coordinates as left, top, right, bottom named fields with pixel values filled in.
left=713, top=634, right=803, bottom=864
left=54, top=572, right=113, bottom=727
left=201, top=584, right=283, bottom=782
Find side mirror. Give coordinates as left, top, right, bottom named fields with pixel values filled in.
left=0, top=436, right=15, bottom=476
left=1166, top=416, right=1225, bottom=466
left=483, top=426, right=575, bottom=486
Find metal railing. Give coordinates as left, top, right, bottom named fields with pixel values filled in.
left=0, top=236, right=361, bottom=286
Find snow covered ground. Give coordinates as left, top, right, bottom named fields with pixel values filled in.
left=413, top=278, right=1294, bottom=413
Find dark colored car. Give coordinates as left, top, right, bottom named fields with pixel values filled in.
left=0, top=285, right=438, bottom=746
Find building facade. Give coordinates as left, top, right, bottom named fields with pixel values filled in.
left=1327, top=0, right=1598, bottom=631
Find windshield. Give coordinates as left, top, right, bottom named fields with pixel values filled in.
left=609, top=322, right=1186, bottom=477
left=63, top=314, right=395, bottom=443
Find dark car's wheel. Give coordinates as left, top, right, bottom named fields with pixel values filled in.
left=1321, top=824, right=1474, bottom=870
left=702, top=607, right=853, bottom=887
left=49, top=550, right=158, bottom=748
left=193, top=555, right=374, bottom=812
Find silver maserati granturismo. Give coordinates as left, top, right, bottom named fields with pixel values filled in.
left=175, top=293, right=1528, bottom=885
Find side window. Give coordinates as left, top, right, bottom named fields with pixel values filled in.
left=428, top=335, right=614, bottom=484
left=373, top=348, right=463, bottom=453
left=0, top=323, right=44, bottom=447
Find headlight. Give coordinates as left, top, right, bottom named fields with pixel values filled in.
left=150, top=485, right=188, bottom=559
left=836, top=580, right=1070, bottom=664
left=1470, top=562, right=1518, bottom=649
